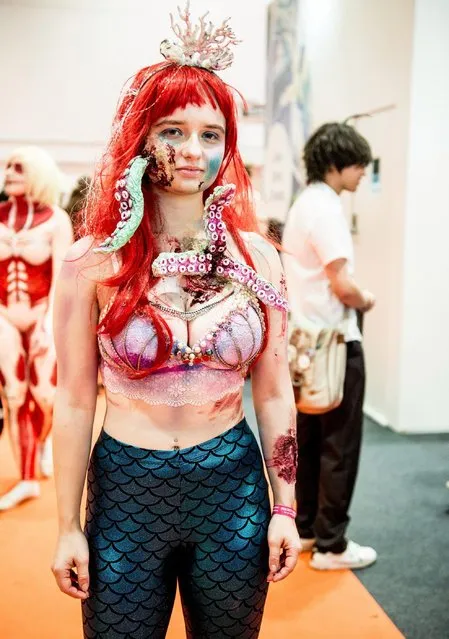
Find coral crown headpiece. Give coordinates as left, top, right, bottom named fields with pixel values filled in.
left=160, top=1, right=241, bottom=72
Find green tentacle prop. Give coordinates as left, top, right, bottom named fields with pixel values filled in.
left=94, top=155, right=150, bottom=254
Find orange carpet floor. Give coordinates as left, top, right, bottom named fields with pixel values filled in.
left=0, top=397, right=404, bottom=639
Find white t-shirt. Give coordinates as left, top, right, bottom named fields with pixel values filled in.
left=282, top=182, right=361, bottom=342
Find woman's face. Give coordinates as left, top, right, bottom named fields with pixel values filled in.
left=145, top=103, right=226, bottom=195
left=4, top=160, right=26, bottom=197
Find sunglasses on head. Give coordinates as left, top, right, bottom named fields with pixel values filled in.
left=6, top=162, right=24, bottom=174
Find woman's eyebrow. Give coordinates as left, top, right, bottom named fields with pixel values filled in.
left=155, top=119, right=225, bottom=134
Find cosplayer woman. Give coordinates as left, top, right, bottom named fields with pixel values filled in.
left=52, top=5, right=300, bottom=638
left=0, top=146, right=73, bottom=510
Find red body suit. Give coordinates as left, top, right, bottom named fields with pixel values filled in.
left=0, top=199, right=57, bottom=479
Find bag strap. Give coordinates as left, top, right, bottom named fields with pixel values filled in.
left=339, top=306, right=350, bottom=335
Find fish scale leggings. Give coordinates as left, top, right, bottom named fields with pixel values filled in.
left=82, top=418, right=271, bottom=639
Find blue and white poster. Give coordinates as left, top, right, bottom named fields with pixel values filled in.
left=264, top=0, right=311, bottom=221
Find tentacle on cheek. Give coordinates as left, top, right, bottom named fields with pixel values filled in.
left=265, top=426, right=298, bottom=484
left=146, top=143, right=176, bottom=187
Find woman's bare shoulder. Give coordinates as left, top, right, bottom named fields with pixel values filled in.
left=238, top=231, right=280, bottom=280
left=62, top=236, right=117, bottom=284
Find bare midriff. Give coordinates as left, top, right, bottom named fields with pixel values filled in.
left=102, top=388, right=244, bottom=450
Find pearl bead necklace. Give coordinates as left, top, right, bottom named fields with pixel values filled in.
left=171, top=288, right=253, bottom=366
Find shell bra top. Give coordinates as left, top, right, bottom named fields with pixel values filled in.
left=98, top=185, right=288, bottom=407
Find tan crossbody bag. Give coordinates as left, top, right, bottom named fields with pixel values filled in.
left=288, top=310, right=349, bottom=415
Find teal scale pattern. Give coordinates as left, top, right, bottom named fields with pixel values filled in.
left=82, top=419, right=270, bottom=638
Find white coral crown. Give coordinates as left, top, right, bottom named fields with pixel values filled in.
left=160, top=1, right=240, bottom=72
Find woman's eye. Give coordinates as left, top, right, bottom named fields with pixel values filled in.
left=202, top=131, right=220, bottom=142
left=161, top=128, right=183, bottom=139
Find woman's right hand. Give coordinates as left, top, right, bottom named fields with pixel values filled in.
left=51, top=529, right=90, bottom=600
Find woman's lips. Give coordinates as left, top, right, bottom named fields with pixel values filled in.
left=176, top=167, right=204, bottom=178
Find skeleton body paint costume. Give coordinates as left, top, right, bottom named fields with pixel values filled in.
left=0, top=182, right=73, bottom=511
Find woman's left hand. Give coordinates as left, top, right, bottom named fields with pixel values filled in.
left=267, top=515, right=302, bottom=583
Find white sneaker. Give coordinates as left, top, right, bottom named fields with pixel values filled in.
left=300, top=538, right=316, bottom=552
left=0, top=480, right=40, bottom=511
left=310, top=540, right=377, bottom=571
left=39, top=436, right=53, bottom=478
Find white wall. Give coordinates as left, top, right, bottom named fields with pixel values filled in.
left=398, top=0, right=449, bottom=432
left=0, top=0, right=270, bottom=182
left=299, top=0, right=415, bottom=429
left=298, top=0, right=449, bottom=432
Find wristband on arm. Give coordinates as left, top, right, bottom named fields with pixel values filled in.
left=272, top=505, right=296, bottom=519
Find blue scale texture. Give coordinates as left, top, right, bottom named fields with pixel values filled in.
left=82, top=419, right=270, bottom=639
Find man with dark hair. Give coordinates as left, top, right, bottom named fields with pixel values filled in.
left=282, top=122, right=377, bottom=570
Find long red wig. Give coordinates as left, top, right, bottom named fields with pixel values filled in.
left=82, top=62, right=267, bottom=376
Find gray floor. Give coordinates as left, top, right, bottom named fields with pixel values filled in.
left=351, top=420, right=449, bottom=639
left=243, top=383, right=449, bottom=639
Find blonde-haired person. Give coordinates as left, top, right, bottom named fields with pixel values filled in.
left=0, top=146, right=73, bottom=510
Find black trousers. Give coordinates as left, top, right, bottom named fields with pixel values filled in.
left=295, top=341, right=365, bottom=553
